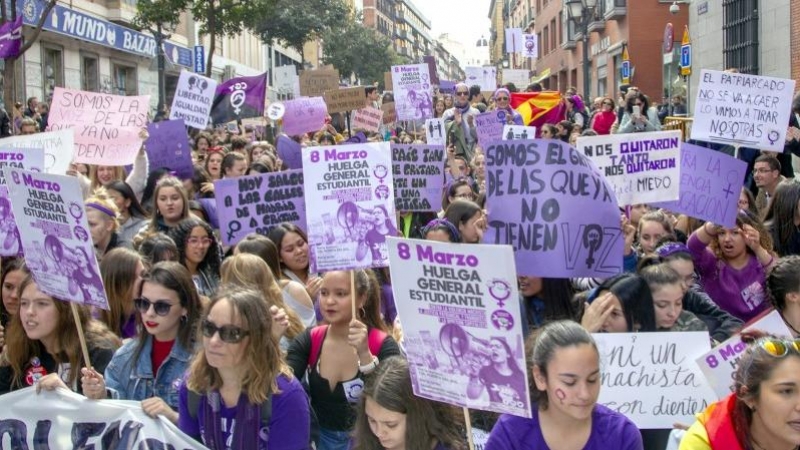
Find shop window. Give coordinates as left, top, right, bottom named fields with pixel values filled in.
left=42, top=45, right=63, bottom=102
left=112, top=62, right=137, bottom=96
left=81, top=54, right=99, bottom=92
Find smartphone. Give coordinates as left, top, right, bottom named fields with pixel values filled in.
left=632, top=105, right=641, bottom=116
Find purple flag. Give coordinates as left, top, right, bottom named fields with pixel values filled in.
left=210, top=72, right=268, bottom=124
left=0, top=17, right=22, bottom=59
left=423, top=55, right=440, bottom=85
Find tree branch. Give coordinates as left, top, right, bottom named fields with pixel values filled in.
left=19, top=0, right=57, bottom=55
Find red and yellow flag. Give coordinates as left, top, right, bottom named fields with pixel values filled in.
left=510, top=91, right=566, bottom=131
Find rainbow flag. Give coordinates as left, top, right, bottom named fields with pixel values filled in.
left=510, top=91, right=566, bottom=132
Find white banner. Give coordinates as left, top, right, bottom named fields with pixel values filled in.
left=0, top=387, right=206, bottom=449
left=465, top=67, right=497, bottom=93
left=594, top=332, right=717, bottom=429
left=505, top=28, right=523, bottom=54
left=0, top=129, right=74, bottom=175
left=576, top=130, right=682, bottom=206
left=388, top=237, right=531, bottom=418
left=169, top=70, right=218, bottom=130
left=522, top=34, right=538, bottom=59
left=274, top=64, right=299, bottom=96
left=692, top=69, right=796, bottom=152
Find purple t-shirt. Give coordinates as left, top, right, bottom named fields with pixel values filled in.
left=485, top=404, right=643, bottom=450
left=687, top=234, right=769, bottom=322
left=178, top=375, right=310, bottom=450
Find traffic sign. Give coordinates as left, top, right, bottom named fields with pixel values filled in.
left=680, top=26, right=691, bottom=76
left=621, top=45, right=631, bottom=84
left=663, top=23, right=674, bottom=53
left=194, top=45, right=205, bottom=74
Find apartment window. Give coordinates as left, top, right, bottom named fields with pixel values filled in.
left=557, top=11, right=563, bottom=46
left=550, top=19, right=556, bottom=52
left=543, top=26, right=549, bottom=54
left=81, top=53, right=99, bottom=92
left=112, top=62, right=137, bottom=96
left=42, top=44, right=63, bottom=101
left=723, top=0, right=759, bottom=74
left=537, top=32, right=543, bottom=58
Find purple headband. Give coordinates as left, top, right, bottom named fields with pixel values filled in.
left=421, top=218, right=461, bottom=242
left=86, top=202, right=116, bottom=218
left=494, top=88, right=511, bottom=99
left=656, top=242, right=690, bottom=258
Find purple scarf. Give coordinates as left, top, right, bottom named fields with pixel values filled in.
left=200, top=391, right=262, bottom=450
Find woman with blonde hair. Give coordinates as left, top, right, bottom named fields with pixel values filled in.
left=134, top=176, right=191, bottom=245
left=86, top=188, right=130, bottom=260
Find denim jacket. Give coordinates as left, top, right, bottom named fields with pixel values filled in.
left=104, top=335, right=193, bottom=408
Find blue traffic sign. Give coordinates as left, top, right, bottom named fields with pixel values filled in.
left=194, top=45, right=205, bottom=74
left=621, top=61, right=631, bottom=80
left=680, top=44, right=691, bottom=75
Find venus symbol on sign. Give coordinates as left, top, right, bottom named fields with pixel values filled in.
left=582, top=225, right=603, bottom=269
left=722, top=183, right=734, bottom=198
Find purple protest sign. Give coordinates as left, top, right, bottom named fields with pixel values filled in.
left=651, top=142, right=747, bottom=228
left=0, top=17, right=23, bottom=59
left=475, top=111, right=506, bottom=146
left=302, top=142, right=396, bottom=272
left=145, top=119, right=193, bottom=180
left=214, top=170, right=306, bottom=246
left=0, top=148, right=44, bottom=257
left=282, top=97, right=328, bottom=136
left=3, top=168, right=109, bottom=309
left=439, top=80, right=456, bottom=95
left=484, top=139, right=623, bottom=277
left=423, top=55, right=440, bottom=85
left=344, top=132, right=367, bottom=144
left=391, top=64, right=433, bottom=121
left=277, top=135, right=303, bottom=169
left=391, top=143, right=446, bottom=212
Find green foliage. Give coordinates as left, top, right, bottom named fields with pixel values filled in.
left=133, top=0, right=189, bottom=34
left=321, top=17, right=398, bottom=86
left=246, top=0, right=349, bottom=54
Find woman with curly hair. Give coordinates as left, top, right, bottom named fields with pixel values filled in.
left=168, top=217, right=221, bottom=297
left=688, top=209, right=777, bottom=321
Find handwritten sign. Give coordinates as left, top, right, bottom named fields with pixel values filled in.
left=169, top=70, right=217, bottom=130
left=382, top=102, right=397, bottom=125
left=277, top=135, right=303, bottom=170
left=352, top=107, right=383, bottom=133
left=692, top=69, right=796, bottom=152
left=144, top=120, right=193, bottom=180
left=388, top=237, right=531, bottom=418
left=302, top=142, right=396, bottom=272
left=391, top=143, right=446, bottom=212
left=426, top=118, right=446, bottom=145
left=502, top=125, right=537, bottom=140
left=0, top=129, right=73, bottom=174
left=484, top=139, right=623, bottom=277
left=651, top=142, right=747, bottom=228
left=282, top=97, right=328, bottom=136
left=214, top=170, right=306, bottom=246
left=299, top=69, right=340, bottom=97
left=594, top=332, right=717, bottom=429
left=475, top=111, right=507, bottom=147
left=4, top=169, right=108, bottom=309
left=0, top=148, right=44, bottom=256
left=576, top=130, right=682, bottom=206
left=465, top=67, right=497, bottom=92
left=48, top=87, right=149, bottom=166
left=502, top=69, right=530, bottom=88
left=323, top=86, right=365, bottom=113
left=391, top=64, right=433, bottom=121
left=696, top=310, right=792, bottom=399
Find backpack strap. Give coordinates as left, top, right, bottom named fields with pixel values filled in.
left=259, top=394, right=273, bottom=440
left=186, top=388, right=202, bottom=420
left=367, top=328, right=389, bottom=356
left=307, top=325, right=329, bottom=370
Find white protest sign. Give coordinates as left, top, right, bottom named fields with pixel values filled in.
left=169, top=70, right=218, bottom=130
left=594, top=332, right=717, bottom=429
left=352, top=107, right=383, bottom=133
left=0, top=387, right=206, bottom=449
left=425, top=118, right=446, bottom=145
left=0, top=148, right=44, bottom=257
left=692, top=69, right=796, bottom=152
left=302, top=142, right=396, bottom=272
left=388, top=237, right=531, bottom=418
left=502, top=69, right=530, bottom=88
left=0, top=129, right=74, bottom=174
left=267, top=102, right=286, bottom=120
left=465, top=67, right=497, bottom=93
left=274, top=64, right=298, bottom=95
left=4, top=168, right=108, bottom=309
left=502, top=125, right=537, bottom=140
left=522, top=34, right=538, bottom=59
left=576, top=130, right=682, bottom=206
left=696, top=309, right=793, bottom=399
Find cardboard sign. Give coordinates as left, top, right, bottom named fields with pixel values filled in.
left=388, top=237, right=531, bottom=418
left=502, top=125, right=537, bottom=141
left=302, top=142, right=396, bottom=272
left=299, top=69, right=340, bottom=97
left=426, top=118, right=446, bottom=145
left=214, top=170, right=306, bottom=246
left=391, top=64, right=433, bottom=121
left=169, top=70, right=217, bottom=129
left=48, top=87, right=149, bottom=166
left=382, top=101, right=397, bottom=125
left=0, top=129, right=73, bottom=174
left=282, top=97, right=328, bottom=136
left=692, top=69, right=796, bottom=152
left=576, top=130, right=682, bottom=206
left=0, top=148, right=44, bottom=256
left=144, top=120, right=193, bottom=180
left=651, top=142, right=748, bottom=227
left=483, top=139, right=623, bottom=277
left=4, top=168, right=108, bottom=309
left=391, top=143, right=446, bottom=212
left=352, top=107, right=383, bottom=133
left=323, top=86, right=366, bottom=113
left=594, top=332, right=717, bottom=429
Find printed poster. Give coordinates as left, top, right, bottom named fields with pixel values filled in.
left=388, top=237, right=531, bottom=418
left=303, top=142, right=396, bottom=272
left=425, top=118, right=446, bottom=146
left=4, top=168, right=108, bottom=309
left=502, top=125, right=537, bottom=140
left=169, top=70, right=218, bottom=130
left=0, top=148, right=44, bottom=256
left=391, top=64, right=433, bottom=121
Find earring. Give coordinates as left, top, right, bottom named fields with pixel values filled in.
left=359, top=306, right=366, bottom=318
left=180, top=315, right=187, bottom=323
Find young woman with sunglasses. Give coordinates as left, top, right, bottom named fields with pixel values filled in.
left=168, top=217, right=221, bottom=297
left=591, top=97, right=617, bottom=135
left=83, top=262, right=201, bottom=424
left=179, top=288, right=310, bottom=449
left=679, top=334, right=800, bottom=450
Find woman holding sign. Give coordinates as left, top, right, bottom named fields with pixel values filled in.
left=268, top=223, right=323, bottom=300
left=485, top=320, right=642, bottom=449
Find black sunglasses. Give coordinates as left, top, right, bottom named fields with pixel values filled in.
left=134, top=297, right=174, bottom=316
left=456, top=91, right=469, bottom=96
left=202, top=319, right=249, bottom=343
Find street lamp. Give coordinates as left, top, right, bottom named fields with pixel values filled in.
left=566, top=0, right=597, bottom=99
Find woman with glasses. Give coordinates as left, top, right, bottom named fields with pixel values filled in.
left=180, top=288, right=311, bottom=449
left=85, top=262, right=201, bottom=424
left=168, top=217, right=221, bottom=297
left=679, top=334, right=800, bottom=450
left=591, top=97, right=617, bottom=135
left=616, top=92, right=661, bottom=134
left=440, top=178, right=477, bottom=215
left=491, top=88, right=523, bottom=126
left=540, top=124, right=558, bottom=139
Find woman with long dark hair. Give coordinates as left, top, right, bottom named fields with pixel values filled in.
left=764, top=181, right=800, bottom=256
left=268, top=223, right=323, bottom=299
left=167, top=217, right=221, bottom=297
left=106, top=180, right=149, bottom=244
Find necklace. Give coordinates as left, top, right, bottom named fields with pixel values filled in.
left=780, top=312, right=800, bottom=337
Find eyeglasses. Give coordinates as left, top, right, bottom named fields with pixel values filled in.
left=456, top=91, right=469, bottom=96
left=496, top=97, right=509, bottom=101
left=201, top=319, right=249, bottom=343
left=454, top=192, right=475, bottom=200
left=134, top=297, right=175, bottom=316
left=187, top=237, right=212, bottom=246
left=753, top=168, right=777, bottom=174
left=757, top=338, right=800, bottom=357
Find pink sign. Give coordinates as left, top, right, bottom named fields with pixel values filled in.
left=282, top=96, right=328, bottom=136
left=48, top=87, right=150, bottom=166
